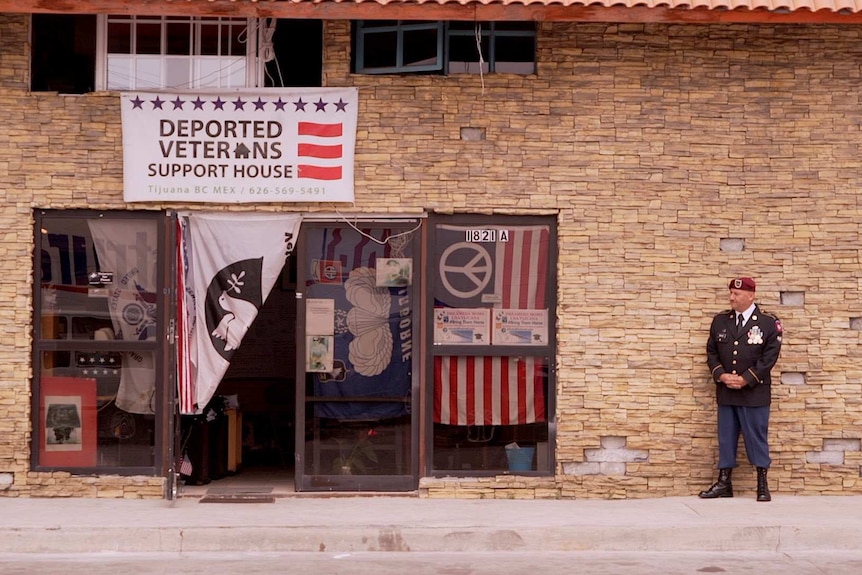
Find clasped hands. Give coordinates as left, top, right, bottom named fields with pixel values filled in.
left=720, top=373, right=746, bottom=390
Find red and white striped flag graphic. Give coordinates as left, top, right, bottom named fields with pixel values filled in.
left=434, top=225, right=549, bottom=426
left=297, top=121, right=344, bottom=181
left=435, top=355, right=547, bottom=426
left=176, top=218, right=195, bottom=415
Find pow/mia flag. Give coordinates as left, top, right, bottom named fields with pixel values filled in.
left=178, top=213, right=301, bottom=414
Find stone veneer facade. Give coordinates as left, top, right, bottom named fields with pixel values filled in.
left=1, top=14, right=861, bottom=499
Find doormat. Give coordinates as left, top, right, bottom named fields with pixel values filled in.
left=199, top=486, right=275, bottom=504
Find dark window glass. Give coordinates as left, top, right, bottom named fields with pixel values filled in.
left=353, top=20, right=533, bottom=76
left=449, top=34, right=488, bottom=63
left=31, top=14, right=97, bottom=93
left=226, top=22, right=247, bottom=56
left=107, top=20, right=132, bottom=53
left=135, top=22, right=162, bottom=55
left=200, top=22, right=220, bottom=55
left=402, top=28, right=439, bottom=68
left=496, top=35, right=535, bottom=63
left=362, top=30, right=398, bottom=69
left=166, top=22, right=191, bottom=55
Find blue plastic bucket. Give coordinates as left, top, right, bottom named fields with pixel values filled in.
left=506, top=447, right=535, bottom=471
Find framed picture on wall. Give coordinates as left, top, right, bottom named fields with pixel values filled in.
left=39, top=376, right=97, bottom=467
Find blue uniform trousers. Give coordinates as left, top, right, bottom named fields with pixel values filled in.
left=717, top=404, right=771, bottom=469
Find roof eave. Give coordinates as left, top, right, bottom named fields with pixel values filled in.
left=3, top=0, right=862, bottom=23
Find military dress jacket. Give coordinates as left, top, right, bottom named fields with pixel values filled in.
left=706, top=304, right=783, bottom=407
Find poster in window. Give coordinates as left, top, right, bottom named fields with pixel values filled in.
left=306, top=298, right=335, bottom=336
left=492, top=308, right=548, bottom=345
left=39, top=376, right=97, bottom=467
left=376, top=258, right=412, bottom=287
left=433, top=308, right=490, bottom=345
left=306, top=335, right=334, bottom=373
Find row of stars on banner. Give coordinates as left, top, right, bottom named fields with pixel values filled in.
left=129, top=96, right=350, bottom=112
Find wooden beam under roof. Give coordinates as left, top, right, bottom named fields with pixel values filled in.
left=2, top=0, right=862, bottom=23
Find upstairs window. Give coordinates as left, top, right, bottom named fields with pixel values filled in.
left=31, top=14, right=97, bottom=94
left=31, top=15, right=323, bottom=92
left=447, top=22, right=536, bottom=74
left=354, top=20, right=443, bottom=75
left=353, top=21, right=536, bottom=75
left=102, top=16, right=254, bottom=90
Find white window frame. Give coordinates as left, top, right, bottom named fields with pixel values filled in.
left=95, top=15, right=266, bottom=90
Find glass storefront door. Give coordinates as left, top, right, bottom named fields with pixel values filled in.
left=295, top=222, right=420, bottom=491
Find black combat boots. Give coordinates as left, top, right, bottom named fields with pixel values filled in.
left=756, top=467, right=771, bottom=502
left=698, top=468, right=733, bottom=499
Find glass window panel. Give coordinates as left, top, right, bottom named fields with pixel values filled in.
left=107, top=21, right=132, bottom=53
left=194, top=57, right=246, bottom=88
left=196, top=58, right=222, bottom=88
left=35, top=213, right=162, bottom=473
left=38, top=217, right=159, bottom=343
left=432, top=356, right=549, bottom=472
left=200, top=22, right=220, bottom=55
left=362, top=30, right=398, bottom=69
left=164, top=57, right=192, bottom=88
left=448, top=22, right=535, bottom=75
left=495, top=35, right=536, bottom=64
left=39, top=352, right=156, bottom=468
left=224, top=57, right=248, bottom=87
left=402, top=28, right=439, bottom=68
left=305, top=408, right=410, bottom=476
left=135, top=56, right=163, bottom=89
left=494, top=61, right=536, bottom=75
left=106, top=55, right=134, bottom=90
left=225, top=21, right=247, bottom=56
left=448, top=60, right=489, bottom=75
left=449, top=34, right=488, bottom=64
left=300, top=225, right=416, bottom=478
left=430, top=217, right=553, bottom=475
left=166, top=22, right=192, bottom=55
left=135, top=22, right=162, bottom=55
left=432, top=223, right=550, bottom=312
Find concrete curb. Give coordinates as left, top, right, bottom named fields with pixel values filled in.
left=1, top=495, right=859, bottom=554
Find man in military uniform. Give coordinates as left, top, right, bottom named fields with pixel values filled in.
left=700, top=277, right=783, bottom=502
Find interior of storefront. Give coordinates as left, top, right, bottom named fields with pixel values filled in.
left=36, top=213, right=549, bottom=496
left=176, top=219, right=423, bottom=496
left=179, top=262, right=298, bottom=495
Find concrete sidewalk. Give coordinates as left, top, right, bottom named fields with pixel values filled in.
left=0, top=494, right=859, bottom=555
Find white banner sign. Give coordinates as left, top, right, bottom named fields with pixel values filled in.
left=121, top=88, right=358, bottom=203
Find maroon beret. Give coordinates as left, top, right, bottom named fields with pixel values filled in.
left=728, top=277, right=756, bottom=291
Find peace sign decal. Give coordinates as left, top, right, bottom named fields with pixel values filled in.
left=439, top=242, right=493, bottom=299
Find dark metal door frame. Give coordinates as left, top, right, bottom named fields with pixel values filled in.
left=294, top=219, right=422, bottom=492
